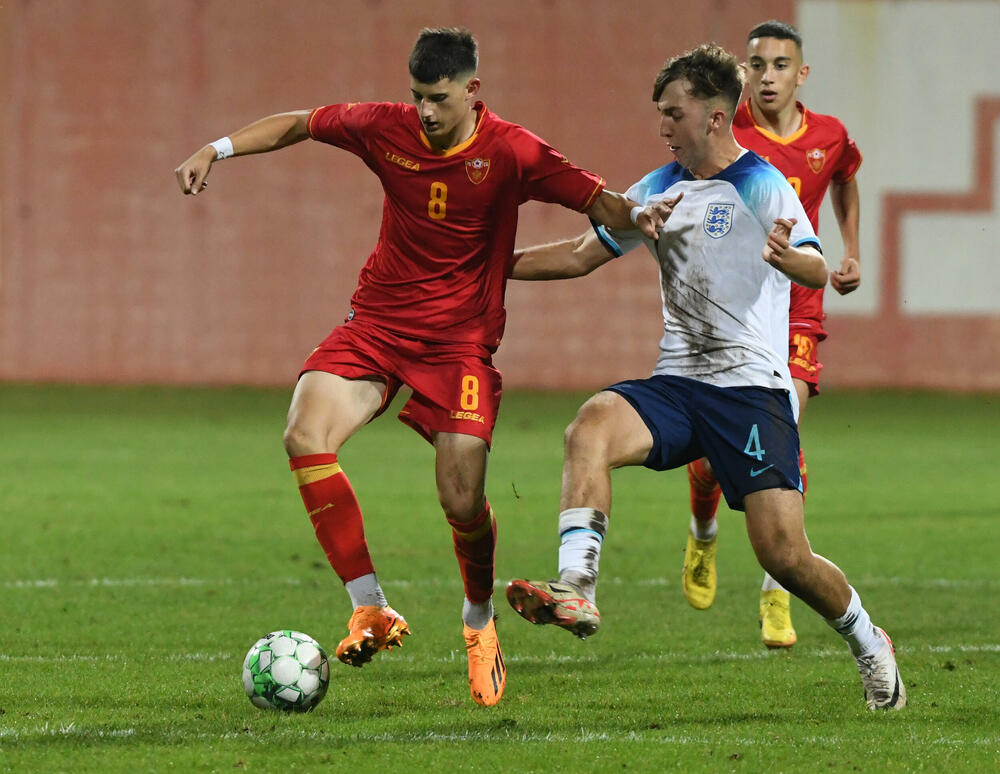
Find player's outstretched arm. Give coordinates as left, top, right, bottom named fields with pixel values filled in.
left=175, top=110, right=313, bottom=195
left=762, top=218, right=828, bottom=288
left=586, top=190, right=683, bottom=240
left=510, top=230, right=615, bottom=281
left=828, top=177, right=862, bottom=295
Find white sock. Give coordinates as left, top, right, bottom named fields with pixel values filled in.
left=344, top=573, right=387, bottom=609
left=557, top=507, right=608, bottom=603
left=825, top=586, right=883, bottom=657
left=761, top=572, right=786, bottom=592
left=690, top=514, right=718, bottom=541
left=462, top=597, right=495, bottom=631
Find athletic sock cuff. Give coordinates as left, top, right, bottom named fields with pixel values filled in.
left=558, top=508, right=608, bottom=540
left=449, top=503, right=494, bottom=541
left=289, top=453, right=342, bottom=486
left=289, top=453, right=338, bottom=471
left=826, top=586, right=862, bottom=631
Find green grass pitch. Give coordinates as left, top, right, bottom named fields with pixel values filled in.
left=1, top=384, right=998, bottom=772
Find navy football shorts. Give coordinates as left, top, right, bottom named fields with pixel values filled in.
left=606, top=374, right=802, bottom=511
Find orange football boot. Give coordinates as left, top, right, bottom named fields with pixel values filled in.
left=336, top=605, right=410, bottom=667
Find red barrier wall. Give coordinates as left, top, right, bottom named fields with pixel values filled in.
left=29, top=0, right=993, bottom=393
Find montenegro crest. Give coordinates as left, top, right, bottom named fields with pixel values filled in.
left=806, top=148, right=826, bottom=174
left=703, top=202, right=734, bottom=238
left=465, top=157, right=491, bottom=184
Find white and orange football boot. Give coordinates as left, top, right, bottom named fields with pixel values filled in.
left=505, top=579, right=600, bottom=639
left=856, top=627, right=907, bottom=710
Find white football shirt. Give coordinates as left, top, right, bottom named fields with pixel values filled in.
left=595, top=150, right=822, bottom=417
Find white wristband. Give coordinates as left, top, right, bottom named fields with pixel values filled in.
left=629, top=205, right=643, bottom=225
left=209, top=137, right=234, bottom=160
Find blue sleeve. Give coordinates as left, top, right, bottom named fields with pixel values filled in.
left=590, top=163, right=685, bottom=256
left=589, top=221, right=638, bottom=257
left=738, top=161, right=822, bottom=252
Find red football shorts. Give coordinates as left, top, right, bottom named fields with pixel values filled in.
left=788, top=285, right=827, bottom=397
left=300, top=321, right=502, bottom=446
left=788, top=329, right=823, bottom=396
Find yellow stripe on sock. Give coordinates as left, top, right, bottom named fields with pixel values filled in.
left=453, top=508, right=495, bottom=542
left=292, top=462, right=343, bottom=487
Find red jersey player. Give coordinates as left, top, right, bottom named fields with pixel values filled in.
left=175, top=28, right=668, bottom=707
left=680, top=20, right=863, bottom=649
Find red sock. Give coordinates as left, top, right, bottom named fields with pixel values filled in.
left=448, top=502, right=496, bottom=605
left=290, top=453, right=374, bottom=584
left=799, top=447, right=809, bottom=500
left=687, top=457, right=722, bottom=521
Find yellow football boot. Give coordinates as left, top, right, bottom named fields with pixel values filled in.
left=682, top=531, right=718, bottom=610
left=759, top=589, right=797, bottom=648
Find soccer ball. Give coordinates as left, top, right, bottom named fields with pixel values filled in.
left=241, top=630, right=330, bottom=712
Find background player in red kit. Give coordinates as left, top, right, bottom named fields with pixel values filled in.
left=680, top=20, right=864, bottom=648
left=175, top=27, right=667, bottom=707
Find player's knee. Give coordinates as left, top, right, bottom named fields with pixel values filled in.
left=563, top=418, right=601, bottom=466
left=563, top=402, right=614, bottom=465
left=282, top=417, right=326, bottom=457
left=757, top=546, right=806, bottom=590
left=438, top=488, right=485, bottom=523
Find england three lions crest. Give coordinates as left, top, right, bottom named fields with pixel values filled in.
left=465, top=157, right=491, bottom=184
left=703, top=202, right=734, bottom=238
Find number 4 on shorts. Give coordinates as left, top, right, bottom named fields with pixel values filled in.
left=744, top=424, right=765, bottom=461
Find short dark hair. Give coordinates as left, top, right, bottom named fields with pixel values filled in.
left=651, top=43, right=744, bottom=112
left=408, top=27, right=478, bottom=83
left=747, top=20, right=803, bottom=52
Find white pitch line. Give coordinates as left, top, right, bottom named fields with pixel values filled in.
left=0, top=652, right=234, bottom=664
left=0, top=724, right=997, bottom=747
left=2, top=577, right=292, bottom=590
left=0, top=724, right=136, bottom=740
left=1, top=643, right=997, bottom=667
left=4, top=575, right=998, bottom=591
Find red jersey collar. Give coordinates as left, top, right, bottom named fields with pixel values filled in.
left=418, top=101, right=488, bottom=156
left=742, top=99, right=810, bottom=145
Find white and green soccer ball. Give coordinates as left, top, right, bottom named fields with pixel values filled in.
left=242, top=630, right=330, bottom=712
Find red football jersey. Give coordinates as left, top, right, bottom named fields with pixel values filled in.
left=307, top=101, right=605, bottom=348
left=733, top=100, right=862, bottom=334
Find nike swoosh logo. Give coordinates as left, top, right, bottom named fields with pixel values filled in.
left=750, top=464, right=774, bottom=477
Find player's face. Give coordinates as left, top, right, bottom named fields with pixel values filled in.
left=744, top=37, right=808, bottom=114
left=410, top=75, right=480, bottom=148
left=657, top=79, right=713, bottom=173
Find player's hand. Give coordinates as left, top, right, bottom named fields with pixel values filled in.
left=830, top=255, right=861, bottom=295
left=174, top=146, right=216, bottom=195
left=636, top=193, right=684, bottom=240
left=762, top=217, right=796, bottom=267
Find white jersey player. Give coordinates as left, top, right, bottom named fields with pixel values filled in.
left=595, top=150, right=819, bottom=414
left=505, top=43, right=906, bottom=711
